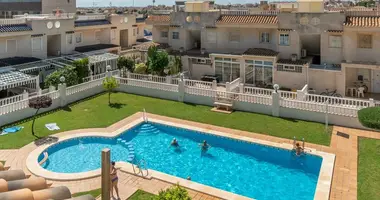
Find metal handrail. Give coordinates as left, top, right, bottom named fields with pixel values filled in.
left=131, top=158, right=149, bottom=177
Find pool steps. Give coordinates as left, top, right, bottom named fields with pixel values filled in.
left=116, top=139, right=135, bottom=162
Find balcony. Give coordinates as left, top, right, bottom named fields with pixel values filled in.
left=0, top=18, right=27, bottom=25
left=309, top=64, right=342, bottom=71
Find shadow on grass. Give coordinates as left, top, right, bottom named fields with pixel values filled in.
left=184, top=102, right=197, bottom=106
left=109, top=102, right=126, bottom=109
left=280, top=117, right=298, bottom=123
left=34, top=136, right=59, bottom=146
left=62, top=106, right=72, bottom=112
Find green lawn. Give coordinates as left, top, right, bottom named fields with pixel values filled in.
left=0, top=92, right=331, bottom=149
left=358, top=137, right=380, bottom=200
left=128, top=190, right=156, bottom=200
left=72, top=188, right=101, bottom=198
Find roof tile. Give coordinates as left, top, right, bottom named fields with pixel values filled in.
left=146, top=15, right=171, bottom=24
left=216, top=15, right=278, bottom=25
left=243, top=48, right=279, bottom=57
left=0, top=24, right=32, bottom=33
left=344, top=16, right=380, bottom=28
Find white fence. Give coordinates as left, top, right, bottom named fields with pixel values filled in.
left=67, top=79, right=104, bottom=95
left=0, top=94, right=24, bottom=106
left=128, top=73, right=167, bottom=83
left=305, top=93, right=370, bottom=108
left=121, top=78, right=178, bottom=92
left=185, top=80, right=213, bottom=89
left=0, top=18, right=26, bottom=25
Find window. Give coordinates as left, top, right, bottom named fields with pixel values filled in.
left=358, top=34, right=372, bottom=49
left=214, top=57, right=241, bottom=83
left=111, top=30, right=116, bottom=40
left=172, top=32, right=179, bottom=39
left=229, top=31, right=240, bottom=42
left=76, top=32, right=82, bottom=43
left=207, top=31, right=216, bottom=43
left=6, top=39, right=17, bottom=53
left=245, top=59, right=274, bottom=85
left=66, top=34, right=73, bottom=44
left=133, top=29, right=136, bottom=36
left=137, top=27, right=139, bottom=35
left=329, top=35, right=342, bottom=48
left=161, top=31, right=168, bottom=38
left=32, top=37, right=42, bottom=51
left=279, top=33, right=289, bottom=46
left=260, top=32, right=270, bottom=43
left=277, top=65, right=303, bottom=73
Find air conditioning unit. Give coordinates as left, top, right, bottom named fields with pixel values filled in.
left=301, top=49, right=307, bottom=58
left=198, top=58, right=206, bottom=64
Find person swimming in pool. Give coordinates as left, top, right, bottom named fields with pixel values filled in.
left=295, top=142, right=304, bottom=156
left=110, top=161, right=120, bottom=200
left=171, top=138, right=179, bottom=147
left=199, top=140, right=210, bottom=151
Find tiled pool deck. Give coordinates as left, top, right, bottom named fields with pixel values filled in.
left=1, top=112, right=379, bottom=200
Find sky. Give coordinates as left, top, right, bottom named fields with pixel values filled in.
left=77, top=0, right=253, bottom=7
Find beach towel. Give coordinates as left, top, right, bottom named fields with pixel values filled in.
left=1, top=126, right=23, bottom=136
left=45, top=123, right=60, bottom=131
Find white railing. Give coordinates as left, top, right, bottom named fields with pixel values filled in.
left=280, top=91, right=297, bottom=99
left=0, top=18, right=27, bottom=25
left=44, top=91, right=60, bottom=100
left=128, top=73, right=167, bottom=83
left=66, top=79, right=104, bottom=95
left=172, top=78, right=180, bottom=85
left=227, top=78, right=241, bottom=92
left=125, top=78, right=178, bottom=92
left=13, top=13, right=75, bottom=19
left=184, top=87, right=215, bottom=97
left=237, top=93, right=272, bottom=105
left=304, top=94, right=370, bottom=108
left=0, top=94, right=24, bottom=106
left=280, top=99, right=359, bottom=117
left=244, top=86, right=273, bottom=96
left=0, top=99, right=29, bottom=115
left=76, top=15, right=106, bottom=20
left=111, top=70, right=120, bottom=77
left=184, top=80, right=213, bottom=89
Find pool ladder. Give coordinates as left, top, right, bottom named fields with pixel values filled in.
left=293, top=136, right=305, bottom=149
left=132, top=158, right=149, bottom=177
left=143, top=108, right=148, bottom=122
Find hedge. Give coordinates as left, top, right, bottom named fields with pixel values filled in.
left=358, top=107, right=380, bottom=129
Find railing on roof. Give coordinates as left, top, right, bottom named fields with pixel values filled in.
left=0, top=18, right=27, bottom=25
left=220, top=10, right=280, bottom=15
left=13, top=13, right=75, bottom=20
left=345, top=10, right=380, bottom=16
left=76, top=14, right=106, bottom=20
left=150, top=10, right=172, bottom=15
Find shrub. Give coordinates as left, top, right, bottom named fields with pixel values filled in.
left=45, top=66, right=78, bottom=88
left=154, top=184, right=191, bottom=200
left=72, top=58, right=89, bottom=83
left=147, top=45, right=169, bottom=75
left=134, top=63, right=147, bottom=74
left=358, top=107, right=380, bottom=130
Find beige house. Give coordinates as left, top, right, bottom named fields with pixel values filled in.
left=146, top=0, right=380, bottom=98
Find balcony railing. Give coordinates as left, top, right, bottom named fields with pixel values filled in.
left=220, top=10, right=280, bottom=15
left=13, top=13, right=75, bottom=20
left=76, top=14, right=106, bottom=20
left=150, top=10, right=172, bottom=15
left=0, top=18, right=27, bottom=25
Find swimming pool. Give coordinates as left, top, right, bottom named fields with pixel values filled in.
left=39, top=121, right=323, bottom=200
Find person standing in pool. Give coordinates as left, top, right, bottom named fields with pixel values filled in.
left=110, top=161, right=120, bottom=200
left=199, top=140, right=210, bottom=152
left=295, top=143, right=304, bottom=156
left=171, top=138, right=179, bottom=147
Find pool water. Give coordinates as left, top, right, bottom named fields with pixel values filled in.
left=40, top=122, right=322, bottom=200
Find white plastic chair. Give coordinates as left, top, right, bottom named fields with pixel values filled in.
left=357, top=87, right=365, bottom=98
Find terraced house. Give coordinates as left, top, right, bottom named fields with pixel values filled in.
left=146, top=0, right=380, bottom=99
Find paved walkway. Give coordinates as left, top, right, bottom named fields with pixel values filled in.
left=1, top=113, right=380, bottom=200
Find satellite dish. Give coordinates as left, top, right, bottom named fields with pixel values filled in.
left=55, top=21, right=61, bottom=28
left=47, top=21, right=53, bottom=29
left=124, top=17, right=128, bottom=23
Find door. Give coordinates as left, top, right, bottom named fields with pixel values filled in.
left=372, top=70, right=380, bottom=93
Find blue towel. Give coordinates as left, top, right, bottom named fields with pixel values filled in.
left=1, top=126, right=23, bottom=136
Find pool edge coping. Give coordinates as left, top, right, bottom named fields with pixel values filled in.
left=26, top=115, right=335, bottom=200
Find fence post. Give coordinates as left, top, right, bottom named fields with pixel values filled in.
left=239, top=83, right=244, bottom=93
left=106, top=66, right=112, bottom=78
left=178, top=79, right=185, bottom=102
left=212, top=80, right=217, bottom=90
left=296, top=90, right=305, bottom=101
left=226, top=82, right=230, bottom=92
left=58, top=83, right=67, bottom=107
left=22, top=90, right=28, bottom=100
left=272, top=91, right=280, bottom=117
left=369, top=98, right=375, bottom=107
left=166, top=76, right=172, bottom=84
left=101, top=148, right=111, bottom=200
left=126, top=71, right=130, bottom=78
